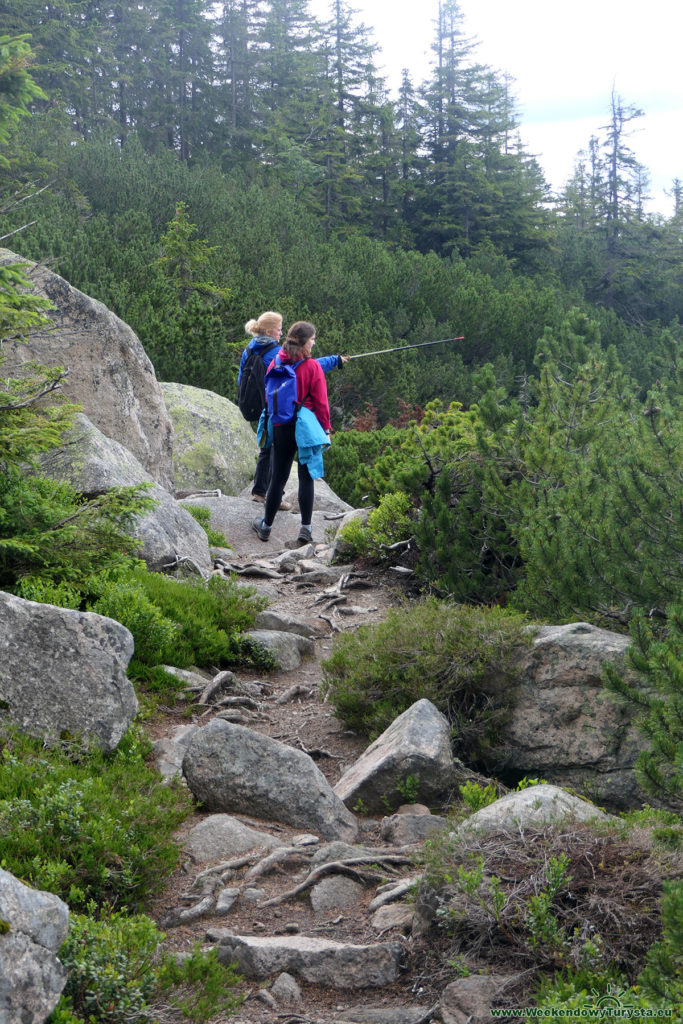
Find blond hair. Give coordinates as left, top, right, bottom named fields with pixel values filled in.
left=244, top=311, right=282, bottom=336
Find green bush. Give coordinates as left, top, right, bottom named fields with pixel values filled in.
left=0, top=730, right=191, bottom=912
left=51, top=917, right=243, bottom=1024
left=321, top=598, right=530, bottom=743
left=603, top=602, right=683, bottom=800
left=51, top=907, right=161, bottom=1024
left=156, top=942, right=243, bottom=1021
left=337, top=491, right=414, bottom=562
left=131, top=566, right=269, bottom=669
left=91, top=575, right=179, bottom=665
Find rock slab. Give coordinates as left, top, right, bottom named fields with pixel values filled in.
left=210, top=932, right=401, bottom=987
left=182, top=718, right=358, bottom=841
left=0, top=591, right=137, bottom=752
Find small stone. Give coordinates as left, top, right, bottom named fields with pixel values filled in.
left=271, top=972, right=302, bottom=1005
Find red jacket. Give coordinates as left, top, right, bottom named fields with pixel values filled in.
left=273, top=351, right=331, bottom=431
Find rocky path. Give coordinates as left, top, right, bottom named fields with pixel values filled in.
left=147, top=502, right=441, bottom=1024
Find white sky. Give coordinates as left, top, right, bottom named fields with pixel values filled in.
left=309, top=0, right=683, bottom=216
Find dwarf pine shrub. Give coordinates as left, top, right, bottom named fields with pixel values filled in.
left=321, top=598, right=530, bottom=743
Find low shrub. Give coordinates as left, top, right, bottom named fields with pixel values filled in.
left=416, top=822, right=676, bottom=1004
left=336, top=491, right=414, bottom=562
left=50, top=913, right=243, bottom=1024
left=321, top=598, right=530, bottom=743
left=0, top=729, right=192, bottom=912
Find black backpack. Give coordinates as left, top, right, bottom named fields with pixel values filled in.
left=237, top=343, right=279, bottom=421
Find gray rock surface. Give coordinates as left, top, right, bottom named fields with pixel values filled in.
left=454, top=784, right=613, bottom=837
left=153, top=724, right=198, bottom=782
left=183, top=814, right=283, bottom=864
left=36, top=414, right=212, bottom=574
left=182, top=494, right=338, bottom=555
left=494, top=622, right=647, bottom=809
left=254, top=609, right=320, bottom=637
left=210, top=932, right=401, bottom=987
left=245, top=628, right=314, bottom=671
left=182, top=718, right=358, bottom=841
left=380, top=812, right=448, bottom=846
left=270, top=971, right=302, bottom=1005
left=309, top=875, right=365, bottom=912
left=160, top=382, right=258, bottom=495
left=440, top=974, right=522, bottom=1024
left=334, top=699, right=455, bottom=813
left=0, top=247, right=174, bottom=489
left=333, top=1010, right=431, bottom=1024
left=0, top=591, right=137, bottom=752
left=0, top=868, right=69, bottom=1024
left=370, top=903, right=414, bottom=933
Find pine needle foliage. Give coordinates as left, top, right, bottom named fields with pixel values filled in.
left=481, top=310, right=682, bottom=625
left=603, top=603, right=683, bottom=801
left=321, top=598, right=530, bottom=744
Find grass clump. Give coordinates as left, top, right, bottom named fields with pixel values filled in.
left=183, top=503, right=229, bottom=548
left=321, top=598, right=530, bottom=743
left=0, top=729, right=192, bottom=913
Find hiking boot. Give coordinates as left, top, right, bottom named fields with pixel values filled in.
left=252, top=516, right=271, bottom=542
left=253, top=493, right=291, bottom=511
left=297, top=525, right=313, bottom=546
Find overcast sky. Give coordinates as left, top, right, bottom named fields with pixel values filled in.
left=309, top=0, right=683, bottom=216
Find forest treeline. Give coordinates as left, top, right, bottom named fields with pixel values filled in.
left=1, top=0, right=682, bottom=422
left=0, top=8, right=680, bottom=627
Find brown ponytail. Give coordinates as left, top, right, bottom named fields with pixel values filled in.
left=282, top=321, right=315, bottom=359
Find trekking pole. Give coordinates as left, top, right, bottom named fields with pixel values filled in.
left=346, top=336, right=464, bottom=360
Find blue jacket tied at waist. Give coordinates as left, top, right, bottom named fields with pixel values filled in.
left=257, top=405, right=330, bottom=480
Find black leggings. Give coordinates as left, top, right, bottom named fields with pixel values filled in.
left=264, top=421, right=314, bottom=526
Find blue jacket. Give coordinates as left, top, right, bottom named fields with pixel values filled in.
left=238, top=336, right=343, bottom=385
left=295, top=405, right=331, bottom=480
left=256, top=405, right=330, bottom=480
left=237, top=335, right=280, bottom=386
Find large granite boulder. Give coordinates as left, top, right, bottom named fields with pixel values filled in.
left=0, top=591, right=137, bottom=752
left=491, top=622, right=648, bottom=810
left=160, top=382, right=257, bottom=495
left=37, top=414, right=212, bottom=574
left=334, top=699, right=457, bottom=813
left=182, top=718, right=358, bottom=842
left=0, top=868, right=69, bottom=1024
left=179, top=494, right=335, bottom=555
left=0, top=247, right=174, bottom=491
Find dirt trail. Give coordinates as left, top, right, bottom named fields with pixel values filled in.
left=147, top=527, right=432, bottom=1024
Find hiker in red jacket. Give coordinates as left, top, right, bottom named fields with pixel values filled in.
left=253, top=321, right=340, bottom=547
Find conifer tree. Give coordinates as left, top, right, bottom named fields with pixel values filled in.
left=603, top=605, right=683, bottom=801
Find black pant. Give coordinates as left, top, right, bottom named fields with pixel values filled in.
left=264, top=421, right=314, bottom=526
left=251, top=445, right=272, bottom=497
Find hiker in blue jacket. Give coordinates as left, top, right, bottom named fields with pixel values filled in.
left=239, top=311, right=347, bottom=506
left=239, top=312, right=290, bottom=508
